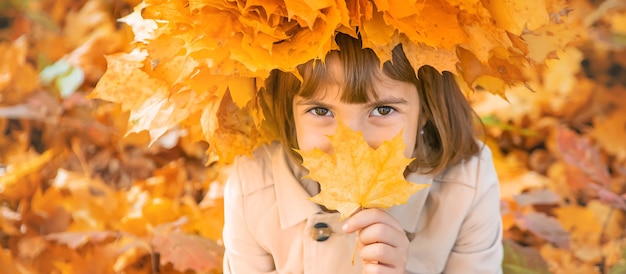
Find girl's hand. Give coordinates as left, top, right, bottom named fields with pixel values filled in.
left=343, top=208, right=409, bottom=274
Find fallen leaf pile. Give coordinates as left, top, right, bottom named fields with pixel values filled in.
left=1, top=0, right=223, bottom=273
left=471, top=0, right=626, bottom=272
left=1, top=0, right=625, bottom=273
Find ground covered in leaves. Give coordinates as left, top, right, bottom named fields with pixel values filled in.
left=1, top=0, right=625, bottom=273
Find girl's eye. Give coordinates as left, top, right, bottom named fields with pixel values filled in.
left=309, top=107, right=332, bottom=117
left=371, top=106, right=394, bottom=116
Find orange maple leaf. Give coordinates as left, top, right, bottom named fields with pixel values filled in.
left=297, top=122, right=429, bottom=219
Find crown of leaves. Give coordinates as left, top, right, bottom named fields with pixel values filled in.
left=91, top=0, right=578, bottom=163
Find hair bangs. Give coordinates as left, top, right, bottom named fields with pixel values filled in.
left=295, top=35, right=384, bottom=104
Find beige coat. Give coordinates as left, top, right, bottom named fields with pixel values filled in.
left=223, top=142, right=503, bottom=274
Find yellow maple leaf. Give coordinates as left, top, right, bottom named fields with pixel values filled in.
left=590, top=101, right=626, bottom=160
left=481, top=0, right=549, bottom=35
left=0, top=149, right=56, bottom=201
left=0, top=37, right=39, bottom=104
left=522, top=22, right=580, bottom=63
left=297, top=122, right=429, bottom=219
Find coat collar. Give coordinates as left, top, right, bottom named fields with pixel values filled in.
left=387, top=172, right=433, bottom=233
left=272, top=144, right=433, bottom=233
left=272, top=146, right=322, bottom=230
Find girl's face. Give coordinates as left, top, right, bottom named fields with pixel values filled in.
left=293, top=59, right=420, bottom=158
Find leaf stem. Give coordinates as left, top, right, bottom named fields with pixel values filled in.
left=351, top=205, right=363, bottom=266
left=351, top=235, right=358, bottom=266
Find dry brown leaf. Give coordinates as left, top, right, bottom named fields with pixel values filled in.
left=152, top=220, right=224, bottom=273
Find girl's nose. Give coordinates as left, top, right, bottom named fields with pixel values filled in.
left=341, top=115, right=364, bottom=135
left=341, top=116, right=380, bottom=149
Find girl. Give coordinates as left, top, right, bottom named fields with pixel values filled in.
left=222, top=33, right=503, bottom=273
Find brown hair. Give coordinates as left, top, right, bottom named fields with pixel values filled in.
left=264, top=33, right=481, bottom=175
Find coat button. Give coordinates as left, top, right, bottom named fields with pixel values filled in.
left=310, top=222, right=332, bottom=241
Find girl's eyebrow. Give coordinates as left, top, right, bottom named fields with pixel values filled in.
left=295, top=99, right=331, bottom=108
left=295, top=96, right=407, bottom=108
left=366, top=96, right=408, bottom=108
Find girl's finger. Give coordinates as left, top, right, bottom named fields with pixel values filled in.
left=362, top=263, right=400, bottom=274
left=363, top=263, right=398, bottom=274
left=360, top=242, right=406, bottom=268
left=358, top=222, right=405, bottom=248
left=343, top=208, right=403, bottom=233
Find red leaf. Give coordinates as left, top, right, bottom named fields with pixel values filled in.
left=152, top=231, right=224, bottom=273
left=518, top=212, right=570, bottom=249
left=589, top=184, right=626, bottom=210
left=556, top=127, right=611, bottom=186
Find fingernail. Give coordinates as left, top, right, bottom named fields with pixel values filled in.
left=342, top=223, right=349, bottom=232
